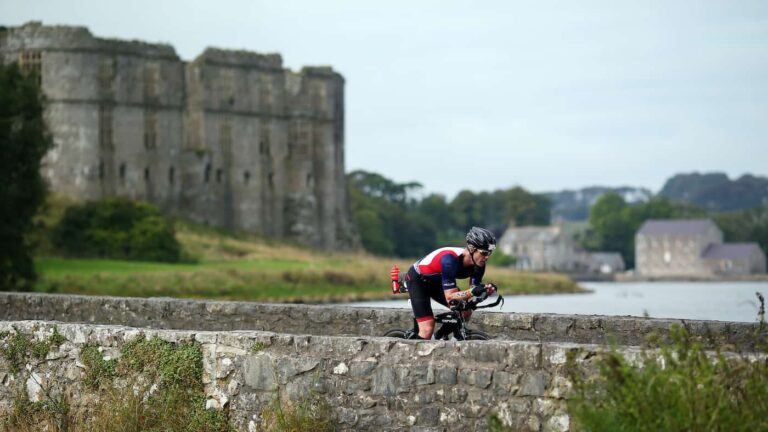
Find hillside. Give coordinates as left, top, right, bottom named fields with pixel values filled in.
left=658, top=172, right=768, bottom=212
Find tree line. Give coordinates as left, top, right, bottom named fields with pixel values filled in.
left=347, top=170, right=551, bottom=258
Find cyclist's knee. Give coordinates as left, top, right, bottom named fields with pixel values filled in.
left=462, top=310, right=473, bottom=320
left=416, top=317, right=435, bottom=339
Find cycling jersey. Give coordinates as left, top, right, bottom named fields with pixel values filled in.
left=412, top=247, right=485, bottom=290
left=407, top=247, right=485, bottom=321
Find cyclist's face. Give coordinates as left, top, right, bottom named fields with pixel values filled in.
left=472, top=248, right=490, bottom=266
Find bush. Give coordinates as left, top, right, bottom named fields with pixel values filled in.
left=567, top=324, right=768, bottom=431
left=52, top=199, right=182, bottom=262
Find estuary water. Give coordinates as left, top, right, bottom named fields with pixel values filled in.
left=344, top=281, right=768, bottom=323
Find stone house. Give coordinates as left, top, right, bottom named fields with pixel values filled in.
left=635, top=219, right=766, bottom=277
left=0, top=22, right=358, bottom=250
left=498, top=225, right=588, bottom=272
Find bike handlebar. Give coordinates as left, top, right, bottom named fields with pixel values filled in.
left=448, top=294, right=504, bottom=312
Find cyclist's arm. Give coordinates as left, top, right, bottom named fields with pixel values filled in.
left=440, top=254, right=476, bottom=302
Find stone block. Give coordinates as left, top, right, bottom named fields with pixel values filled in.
left=519, top=371, right=549, bottom=397
left=458, top=368, right=493, bottom=389
left=243, top=354, right=276, bottom=391
left=435, top=366, right=457, bottom=385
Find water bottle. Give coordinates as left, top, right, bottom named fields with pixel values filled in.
left=390, top=264, right=400, bottom=294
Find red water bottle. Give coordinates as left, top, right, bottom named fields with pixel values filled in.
left=390, top=264, right=400, bottom=294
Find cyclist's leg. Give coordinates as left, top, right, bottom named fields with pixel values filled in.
left=407, top=268, right=436, bottom=339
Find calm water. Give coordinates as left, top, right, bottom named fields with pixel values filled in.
left=345, top=281, right=768, bottom=323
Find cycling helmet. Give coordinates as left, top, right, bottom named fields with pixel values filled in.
left=465, top=226, right=496, bottom=252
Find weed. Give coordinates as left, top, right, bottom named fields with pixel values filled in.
left=251, top=341, right=269, bottom=353
left=260, top=390, right=335, bottom=432
left=567, top=323, right=768, bottom=431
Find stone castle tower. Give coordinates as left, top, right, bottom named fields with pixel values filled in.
left=0, top=22, right=358, bottom=250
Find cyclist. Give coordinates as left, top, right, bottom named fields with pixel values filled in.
left=404, top=226, right=498, bottom=339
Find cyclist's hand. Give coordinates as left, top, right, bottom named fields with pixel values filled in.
left=470, top=284, right=487, bottom=298
left=484, top=283, right=497, bottom=296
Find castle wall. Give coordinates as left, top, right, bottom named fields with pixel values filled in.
left=0, top=22, right=358, bottom=249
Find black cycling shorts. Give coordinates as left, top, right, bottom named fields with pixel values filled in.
left=406, top=266, right=449, bottom=322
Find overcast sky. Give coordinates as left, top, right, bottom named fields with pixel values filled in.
left=3, top=0, right=767, bottom=198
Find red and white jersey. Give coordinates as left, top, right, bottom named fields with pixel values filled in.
left=412, top=247, right=484, bottom=290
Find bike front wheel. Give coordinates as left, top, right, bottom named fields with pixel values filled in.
left=383, top=329, right=411, bottom=339
left=465, top=330, right=490, bottom=340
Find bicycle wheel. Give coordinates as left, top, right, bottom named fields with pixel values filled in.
left=465, top=330, right=490, bottom=340
left=383, top=329, right=410, bottom=339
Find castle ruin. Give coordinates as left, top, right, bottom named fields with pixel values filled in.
left=0, top=22, right=358, bottom=249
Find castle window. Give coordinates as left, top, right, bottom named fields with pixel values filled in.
left=219, top=122, right=232, bottom=153
left=268, top=172, right=274, bottom=189
left=244, top=171, right=251, bottom=184
left=216, top=169, right=223, bottom=183
left=169, top=166, right=175, bottom=185
left=19, top=50, right=42, bottom=86
left=221, top=70, right=235, bottom=106
left=144, top=168, right=150, bottom=181
left=99, top=57, right=115, bottom=95
left=306, top=173, right=313, bottom=187
left=119, top=163, right=126, bottom=181
left=144, top=110, right=157, bottom=149
left=204, top=163, right=211, bottom=183
left=98, top=161, right=104, bottom=180
left=144, top=63, right=160, bottom=99
left=99, top=106, right=113, bottom=150
left=259, top=74, right=273, bottom=109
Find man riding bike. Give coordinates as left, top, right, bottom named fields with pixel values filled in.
left=404, top=226, right=498, bottom=339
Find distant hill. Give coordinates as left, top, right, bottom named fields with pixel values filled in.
left=544, top=186, right=653, bottom=221
left=658, top=172, right=768, bottom=212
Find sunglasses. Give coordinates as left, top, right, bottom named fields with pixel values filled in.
left=478, top=249, right=493, bottom=257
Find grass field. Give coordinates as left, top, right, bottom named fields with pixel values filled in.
left=31, top=200, right=586, bottom=302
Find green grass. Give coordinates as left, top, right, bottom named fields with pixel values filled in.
left=29, top=195, right=586, bottom=302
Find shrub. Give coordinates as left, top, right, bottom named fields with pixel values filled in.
left=52, top=198, right=182, bottom=262
left=567, top=324, right=768, bottom=431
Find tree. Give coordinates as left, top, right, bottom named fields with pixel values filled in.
left=0, top=63, right=52, bottom=290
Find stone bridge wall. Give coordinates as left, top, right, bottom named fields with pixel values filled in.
left=0, top=293, right=762, bottom=350
left=0, top=293, right=764, bottom=431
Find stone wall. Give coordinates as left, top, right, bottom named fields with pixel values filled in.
left=0, top=293, right=763, bottom=351
left=0, top=320, right=613, bottom=431
left=0, top=22, right=358, bottom=250
left=1, top=293, right=764, bottom=431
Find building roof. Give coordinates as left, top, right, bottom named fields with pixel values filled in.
left=637, top=219, right=717, bottom=236
left=701, top=243, right=763, bottom=260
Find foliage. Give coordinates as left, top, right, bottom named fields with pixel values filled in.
left=583, top=193, right=707, bottom=268
left=567, top=324, right=768, bottom=431
left=714, top=204, right=768, bottom=257
left=347, top=170, right=550, bottom=258
left=260, top=390, right=335, bottom=432
left=0, top=62, right=53, bottom=291
left=3, top=332, right=231, bottom=431
left=0, top=326, right=66, bottom=374
left=51, top=198, right=183, bottom=262
left=659, top=172, right=768, bottom=212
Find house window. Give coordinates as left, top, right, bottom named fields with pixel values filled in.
left=19, top=50, right=42, bottom=86
left=663, top=251, right=672, bottom=264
